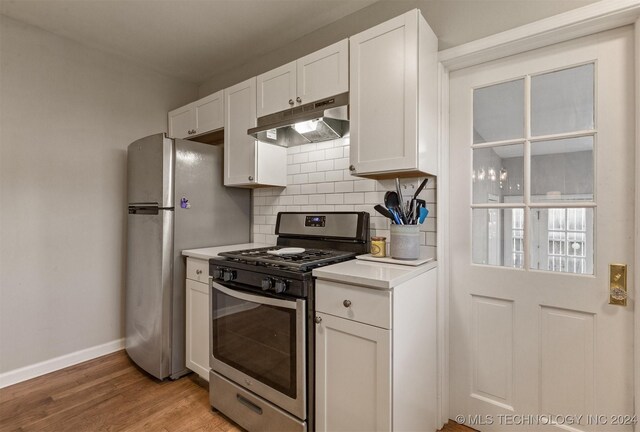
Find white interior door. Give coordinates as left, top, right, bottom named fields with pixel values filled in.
left=449, top=26, right=635, bottom=432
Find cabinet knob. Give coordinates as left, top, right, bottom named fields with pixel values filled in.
left=314, top=316, right=322, bottom=324
left=296, top=97, right=302, bottom=103
left=289, top=99, right=294, bottom=106
left=248, top=176, right=254, bottom=181
left=343, top=300, right=352, bottom=308
left=349, top=165, right=356, bottom=171
left=196, top=269, right=202, bottom=275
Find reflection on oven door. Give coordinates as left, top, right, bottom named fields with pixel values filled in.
left=210, top=282, right=306, bottom=420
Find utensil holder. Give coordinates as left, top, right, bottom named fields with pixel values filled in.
left=390, top=225, right=420, bottom=260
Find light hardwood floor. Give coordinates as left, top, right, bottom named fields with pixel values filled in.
left=0, top=351, right=475, bottom=432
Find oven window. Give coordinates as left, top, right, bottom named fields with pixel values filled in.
left=212, top=288, right=297, bottom=398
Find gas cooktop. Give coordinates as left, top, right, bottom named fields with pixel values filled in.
left=218, top=246, right=356, bottom=272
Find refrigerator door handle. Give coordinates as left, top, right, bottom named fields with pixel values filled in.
left=128, top=204, right=160, bottom=215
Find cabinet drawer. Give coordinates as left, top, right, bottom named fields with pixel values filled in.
left=186, top=257, right=209, bottom=283
left=315, top=280, right=392, bottom=329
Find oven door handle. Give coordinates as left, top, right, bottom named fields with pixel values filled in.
left=210, top=279, right=298, bottom=310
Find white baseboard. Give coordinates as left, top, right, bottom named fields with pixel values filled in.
left=0, top=338, right=125, bottom=389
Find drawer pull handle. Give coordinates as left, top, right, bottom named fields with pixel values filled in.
left=314, top=316, right=322, bottom=324
left=343, top=300, right=352, bottom=308
left=237, top=394, right=263, bottom=415
left=196, top=269, right=202, bottom=275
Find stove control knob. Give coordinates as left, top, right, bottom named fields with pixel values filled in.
left=222, top=269, right=236, bottom=282
left=212, top=268, right=224, bottom=280
left=274, top=279, right=287, bottom=294
left=261, top=278, right=273, bottom=291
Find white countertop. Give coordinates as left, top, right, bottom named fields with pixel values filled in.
left=313, top=259, right=437, bottom=290
left=182, top=243, right=272, bottom=260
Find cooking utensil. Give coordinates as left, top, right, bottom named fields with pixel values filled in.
left=413, top=178, right=429, bottom=199
left=418, top=207, right=429, bottom=224
left=384, top=191, right=405, bottom=224
left=374, top=204, right=395, bottom=221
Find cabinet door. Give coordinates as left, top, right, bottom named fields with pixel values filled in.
left=315, top=312, right=391, bottom=432
left=194, top=90, right=224, bottom=134
left=296, top=39, right=348, bottom=105
left=185, top=279, right=210, bottom=381
left=349, top=11, right=418, bottom=175
left=168, top=103, right=195, bottom=139
left=256, top=61, right=296, bottom=117
left=224, top=78, right=257, bottom=186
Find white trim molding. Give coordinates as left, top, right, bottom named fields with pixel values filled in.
left=437, top=0, right=640, bottom=425
left=634, top=16, right=640, bottom=432
left=439, top=0, right=640, bottom=71
left=0, top=338, right=125, bottom=389
left=436, top=61, right=450, bottom=429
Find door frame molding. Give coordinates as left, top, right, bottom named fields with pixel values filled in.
left=436, top=1, right=640, bottom=427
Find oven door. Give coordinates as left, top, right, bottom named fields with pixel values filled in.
left=209, top=279, right=306, bottom=420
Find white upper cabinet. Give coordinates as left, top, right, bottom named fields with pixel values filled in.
left=349, top=9, right=438, bottom=178
left=168, top=104, right=194, bottom=139
left=224, top=78, right=286, bottom=188
left=296, top=39, right=349, bottom=107
left=257, top=61, right=297, bottom=118
left=168, top=90, right=224, bottom=139
left=257, top=39, right=349, bottom=117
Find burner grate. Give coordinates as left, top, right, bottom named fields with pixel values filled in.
left=219, top=246, right=355, bottom=271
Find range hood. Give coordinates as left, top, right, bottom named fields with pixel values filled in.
left=248, top=92, right=349, bottom=147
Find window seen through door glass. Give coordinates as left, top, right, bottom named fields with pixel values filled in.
left=528, top=208, right=593, bottom=275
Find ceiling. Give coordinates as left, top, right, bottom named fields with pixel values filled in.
left=1, top=0, right=598, bottom=85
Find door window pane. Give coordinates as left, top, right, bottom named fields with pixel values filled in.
left=530, top=136, right=594, bottom=202
left=529, top=208, right=593, bottom=275
left=531, top=64, right=594, bottom=136
left=473, top=144, right=524, bottom=203
left=473, top=208, right=524, bottom=269
left=473, top=79, right=524, bottom=144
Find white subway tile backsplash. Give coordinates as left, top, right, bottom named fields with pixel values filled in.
left=308, top=172, right=325, bottom=183
left=308, top=150, right=326, bottom=161
left=288, top=164, right=301, bottom=175
left=325, top=147, right=343, bottom=159
left=279, top=195, right=294, bottom=205
left=300, top=184, right=317, bottom=195
left=317, top=183, right=334, bottom=193
left=325, top=170, right=343, bottom=182
left=293, top=153, right=309, bottom=164
left=293, top=174, right=308, bottom=184
left=334, top=158, right=349, bottom=170
left=294, top=195, right=309, bottom=205
left=334, top=181, right=354, bottom=193
left=326, top=194, right=344, bottom=205
left=309, top=194, right=326, bottom=205
left=251, top=141, right=437, bottom=253
left=354, top=179, right=376, bottom=192
left=344, top=192, right=364, bottom=204
left=300, top=162, right=317, bottom=173
left=316, top=160, right=334, bottom=171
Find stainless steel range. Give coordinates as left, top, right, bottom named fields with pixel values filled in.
left=208, top=212, right=370, bottom=432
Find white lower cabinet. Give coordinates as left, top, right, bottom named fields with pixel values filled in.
left=315, top=268, right=438, bottom=432
left=315, top=312, right=391, bottom=432
left=185, top=258, right=210, bottom=381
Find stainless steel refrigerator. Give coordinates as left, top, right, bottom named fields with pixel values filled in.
left=125, top=133, right=250, bottom=380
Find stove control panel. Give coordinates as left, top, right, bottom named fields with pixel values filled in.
left=305, top=215, right=326, bottom=227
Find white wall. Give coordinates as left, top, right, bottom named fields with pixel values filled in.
left=0, top=15, right=197, bottom=377
left=253, top=138, right=437, bottom=258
